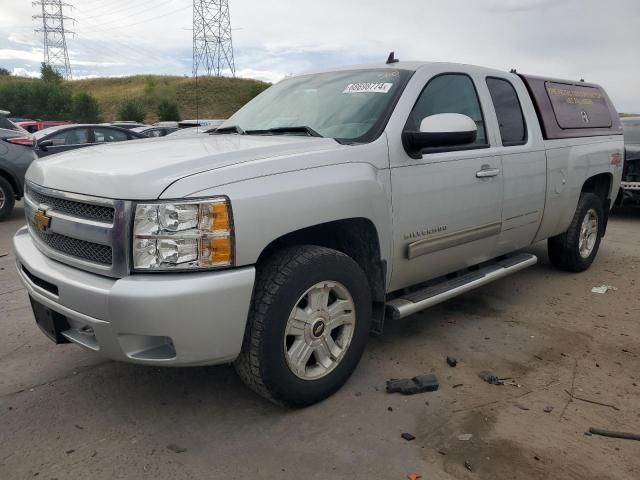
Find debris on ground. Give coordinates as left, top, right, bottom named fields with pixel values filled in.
left=514, top=403, right=530, bottom=411
left=457, top=433, right=473, bottom=441
left=564, top=389, right=620, bottom=411
left=591, top=285, right=617, bottom=294
left=478, top=370, right=502, bottom=385
left=446, top=356, right=457, bottom=367
left=0, top=253, right=7, bottom=258
left=588, top=428, right=640, bottom=441
left=543, top=405, right=554, bottom=413
left=464, top=460, right=474, bottom=472
left=407, top=473, right=422, bottom=480
left=166, top=444, right=187, bottom=453
left=401, top=433, right=416, bottom=441
left=386, top=374, right=439, bottom=395
left=452, top=383, right=464, bottom=389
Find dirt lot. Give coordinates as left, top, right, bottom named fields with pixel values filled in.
left=1, top=202, right=638, bottom=480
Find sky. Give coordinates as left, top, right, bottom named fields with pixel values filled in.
left=1, top=0, right=639, bottom=112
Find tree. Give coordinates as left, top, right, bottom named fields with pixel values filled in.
left=72, top=92, right=101, bottom=123
left=117, top=99, right=146, bottom=123
left=156, top=100, right=180, bottom=121
left=40, top=63, right=62, bottom=83
left=0, top=67, right=9, bottom=76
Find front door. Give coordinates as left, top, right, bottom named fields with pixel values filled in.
left=388, top=72, right=503, bottom=291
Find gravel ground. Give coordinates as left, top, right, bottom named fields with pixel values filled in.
left=1, top=201, right=638, bottom=480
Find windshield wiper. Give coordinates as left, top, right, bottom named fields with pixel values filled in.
left=210, top=125, right=245, bottom=135
left=245, top=126, right=323, bottom=138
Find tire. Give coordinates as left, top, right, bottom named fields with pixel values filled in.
left=234, top=245, right=372, bottom=407
left=547, top=192, right=604, bottom=272
left=0, top=177, right=16, bottom=221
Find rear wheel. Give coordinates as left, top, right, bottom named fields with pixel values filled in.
left=548, top=193, right=604, bottom=272
left=234, top=245, right=372, bottom=407
left=0, top=177, right=15, bottom=221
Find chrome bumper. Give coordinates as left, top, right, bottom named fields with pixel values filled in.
left=14, top=226, right=255, bottom=366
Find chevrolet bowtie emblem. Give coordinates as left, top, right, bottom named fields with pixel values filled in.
left=33, top=209, right=51, bottom=232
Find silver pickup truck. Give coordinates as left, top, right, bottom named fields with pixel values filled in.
left=14, top=60, right=624, bottom=406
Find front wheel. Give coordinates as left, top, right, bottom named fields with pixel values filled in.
left=547, top=192, right=604, bottom=272
left=234, top=245, right=372, bottom=407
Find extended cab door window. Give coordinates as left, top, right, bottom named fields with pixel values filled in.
left=406, top=73, right=488, bottom=150
left=486, top=77, right=527, bottom=146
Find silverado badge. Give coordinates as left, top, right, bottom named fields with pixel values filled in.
left=33, top=209, right=51, bottom=232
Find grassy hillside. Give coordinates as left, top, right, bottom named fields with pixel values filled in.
left=67, top=75, right=269, bottom=123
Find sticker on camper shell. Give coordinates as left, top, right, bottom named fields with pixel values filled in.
left=343, top=82, right=393, bottom=94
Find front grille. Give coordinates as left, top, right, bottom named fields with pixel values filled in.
left=27, top=187, right=115, bottom=223
left=29, top=222, right=113, bottom=265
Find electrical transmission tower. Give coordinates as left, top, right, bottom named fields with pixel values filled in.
left=33, top=0, right=74, bottom=80
left=192, top=0, right=236, bottom=77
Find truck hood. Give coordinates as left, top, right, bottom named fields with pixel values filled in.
left=26, top=135, right=342, bottom=199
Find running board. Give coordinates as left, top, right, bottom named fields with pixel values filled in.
left=386, top=253, right=537, bottom=320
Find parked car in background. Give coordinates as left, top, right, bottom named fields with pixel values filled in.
left=166, top=126, right=219, bottom=138
left=16, top=120, right=73, bottom=134
left=132, top=125, right=179, bottom=138
left=103, top=121, right=149, bottom=130
left=620, top=116, right=640, bottom=205
left=0, top=110, right=37, bottom=220
left=34, top=124, right=146, bottom=157
left=178, top=119, right=225, bottom=129
left=154, top=121, right=179, bottom=128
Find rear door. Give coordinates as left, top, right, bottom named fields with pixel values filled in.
left=483, top=76, right=547, bottom=253
left=387, top=68, right=504, bottom=291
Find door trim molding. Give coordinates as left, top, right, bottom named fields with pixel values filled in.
left=407, top=221, right=502, bottom=260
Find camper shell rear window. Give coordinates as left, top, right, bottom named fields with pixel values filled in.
left=519, top=74, right=622, bottom=140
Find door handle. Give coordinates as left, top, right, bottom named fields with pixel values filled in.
left=476, top=168, right=500, bottom=178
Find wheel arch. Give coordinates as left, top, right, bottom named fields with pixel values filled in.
left=256, top=218, right=386, bottom=303
left=0, top=167, right=21, bottom=198
left=581, top=172, right=613, bottom=202
left=581, top=172, right=613, bottom=234
left=255, top=218, right=387, bottom=334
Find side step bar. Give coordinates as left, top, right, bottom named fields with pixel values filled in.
left=386, top=253, right=537, bottom=320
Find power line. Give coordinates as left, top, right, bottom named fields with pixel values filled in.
left=74, top=0, right=179, bottom=30
left=33, top=0, right=75, bottom=79
left=193, top=0, right=235, bottom=77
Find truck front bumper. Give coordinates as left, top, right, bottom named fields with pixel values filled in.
left=13, top=226, right=255, bottom=366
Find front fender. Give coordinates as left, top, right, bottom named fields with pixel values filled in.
left=188, top=162, right=393, bottom=273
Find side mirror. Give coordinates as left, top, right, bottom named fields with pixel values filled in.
left=38, top=139, right=54, bottom=151
left=403, top=113, right=477, bottom=154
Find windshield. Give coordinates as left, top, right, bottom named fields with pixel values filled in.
left=220, top=69, right=411, bottom=142
left=622, top=119, right=640, bottom=144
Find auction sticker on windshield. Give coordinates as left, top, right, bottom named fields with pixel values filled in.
left=343, top=82, right=393, bottom=94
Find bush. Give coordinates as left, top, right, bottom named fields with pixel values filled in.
left=0, top=73, right=76, bottom=120
left=144, top=76, right=156, bottom=95
left=72, top=92, right=101, bottom=123
left=40, top=63, right=62, bottom=83
left=117, top=99, right=146, bottom=123
left=156, top=100, right=180, bottom=121
left=0, top=67, right=9, bottom=76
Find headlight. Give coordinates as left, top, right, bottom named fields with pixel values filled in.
left=133, top=198, right=233, bottom=271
